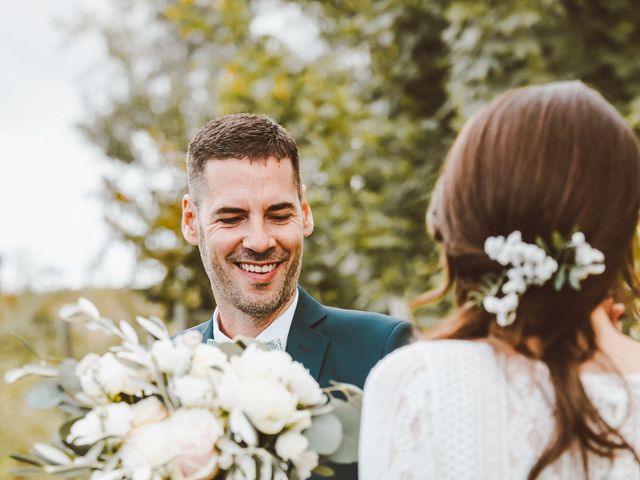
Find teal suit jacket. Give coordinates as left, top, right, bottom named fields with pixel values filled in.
left=192, top=286, right=412, bottom=479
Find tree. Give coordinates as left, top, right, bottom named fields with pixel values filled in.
left=77, top=0, right=640, bottom=325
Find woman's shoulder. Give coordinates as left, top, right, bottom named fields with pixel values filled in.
left=368, top=339, right=498, bottom=387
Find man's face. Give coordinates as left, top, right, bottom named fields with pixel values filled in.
left=182, top=157, right=314, bottom=320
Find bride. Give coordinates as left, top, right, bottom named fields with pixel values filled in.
left=359, top=81, right=640, bottom=479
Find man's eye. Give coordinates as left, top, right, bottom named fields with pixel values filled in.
left=270, top=215, right=291, bottom=222
left=219, top=217, right=242, bottom=225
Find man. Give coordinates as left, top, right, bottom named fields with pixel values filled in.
left=181, top=113, right=411, bottom=479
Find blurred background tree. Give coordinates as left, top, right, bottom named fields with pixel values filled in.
left=77, top=0, right=640, bottom=327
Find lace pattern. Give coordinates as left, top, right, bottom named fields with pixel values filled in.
left=360, top=341, right=640, bottom=479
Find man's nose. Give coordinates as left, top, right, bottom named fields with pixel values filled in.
left=242, top=219, right=276, bottom=252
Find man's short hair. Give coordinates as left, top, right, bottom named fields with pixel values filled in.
left=187, top=113, right=301, bottom=201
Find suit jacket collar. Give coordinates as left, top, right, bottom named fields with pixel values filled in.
left=285, top=287, right=329, bottom=381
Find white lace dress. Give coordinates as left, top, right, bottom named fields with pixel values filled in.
left=360, top=340, right=640, bottom=479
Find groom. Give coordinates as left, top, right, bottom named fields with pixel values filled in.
left=181, top=113, right=411, bottom=478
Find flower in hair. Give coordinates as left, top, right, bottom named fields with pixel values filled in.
left=478, top=230, right=605, bottom=327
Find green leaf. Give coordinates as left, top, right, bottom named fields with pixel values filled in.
left=312, top=465, right=335, bottom=477
left=26, top=379, right=64, bottom=410
left=535, top=236, right=549, bottom=252
left=326, top=399, right=360, bottom=464
left=553, top=268, right=566, bottom=291
left=303, top=413, right=343, bottom=455
left=551, top=231, right=565, bottom=251
left=7, top=467, right=43, bottom=477
left=216, top=342, right=245, bottom=357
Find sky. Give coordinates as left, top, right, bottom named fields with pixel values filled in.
left=0, top=0, right=319, bottom=294
left=0, top=0, right=135, bottom=293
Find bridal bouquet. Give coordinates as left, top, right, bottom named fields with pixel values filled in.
left=5, top=298, right=361, bottom=480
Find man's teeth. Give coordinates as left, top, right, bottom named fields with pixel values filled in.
left=240, top=263, right=277, bottom=273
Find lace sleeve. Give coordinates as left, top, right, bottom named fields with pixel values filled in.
left=359, top=344, right=434, bottom=480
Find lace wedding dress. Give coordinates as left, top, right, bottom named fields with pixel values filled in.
left=360, top=340, right=640, bottom=479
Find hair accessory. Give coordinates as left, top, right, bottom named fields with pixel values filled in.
left=478, top=231, right=605, bottom=327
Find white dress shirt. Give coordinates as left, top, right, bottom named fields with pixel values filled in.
left=212, top=289, right=299, bottom=350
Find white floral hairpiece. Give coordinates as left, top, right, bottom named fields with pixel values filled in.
left=479, top=230, right=605, bottom=327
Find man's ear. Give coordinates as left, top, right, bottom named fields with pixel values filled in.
left=301, top=185, right=314, bottom=237
left=182, top=194, right=200, bottom=245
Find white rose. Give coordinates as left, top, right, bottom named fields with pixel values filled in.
left=173, top=375, right=214, bottom=408
left=131, top=397, right=168, bottom=428
left=190, top=344, right=228, bottom=379
left=169, top=408, right=223, bottom=480
left=151, top=340, right=191, bottom=375
left=120, top=421, right=179, bottom=474
left=283, top=362, right=324, bottom=406
left=275, top=431, right=309, bottom=462
left=67, top=403, right=133, bottom=445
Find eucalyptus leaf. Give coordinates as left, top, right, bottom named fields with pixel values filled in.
left=58, top=359, right=81, bottom=393
left=326, top=399, right=360, bottom=464
left=303, top=413, right=342, bottom=455
left=26, top=379, right=64, bottom=410
left=43, top=464, right=94, bottom=477
left=216, top=342, right=245, bottom=357
left=7, top=466, right=44, bottom=477
left=32, top=442, right=71, bottom=465
left=4, top=363, right=59, bottom=383
left=136, top=315, right=169, bottom=340
left=119, top=320, right=140, bottom=345
left=10, top=453, right=44, bottom=466
left=568, top=269, right=582, bottom=290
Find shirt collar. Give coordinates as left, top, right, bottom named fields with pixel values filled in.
left=212, top=289, right=299, bottom=350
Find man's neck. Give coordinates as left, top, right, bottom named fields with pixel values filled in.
left=216, top=295, right=295, bottom=339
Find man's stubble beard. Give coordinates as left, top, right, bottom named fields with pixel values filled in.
left=199, top=235, right=302, bottom=323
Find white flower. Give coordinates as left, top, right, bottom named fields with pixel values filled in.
left=483, top=293, right=519, bottom=327
left=293, top=450, right=319, bottom=480
left=275, top=431, right=309, bottom=462
left=190, top=343, right=228, bottom=379
left=173, top=375, right=214, bottom=408
left=67, top=403, right=134, bottom=445
left=98, top=352, right=145, bottom=397
left=120, top=421, right=178, bottom=475
left=284, top=361, right=324, bottom=406
left=169, top=408, right=223, bottom=480
left=174, top=330, right=203, bottom=352
left=131, top=397, right=168, bottom=428
left=76, top=353, right=105, bottom=401
left=151, top=340, right=191, bottom=376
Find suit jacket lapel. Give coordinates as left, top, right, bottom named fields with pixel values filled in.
left=286, top=287, right=329, bottom=381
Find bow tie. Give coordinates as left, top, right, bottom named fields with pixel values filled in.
left=207, top=338, right=283, bottom=351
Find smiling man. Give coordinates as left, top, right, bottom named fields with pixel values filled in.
left=182, top=113, right=411, bottom=390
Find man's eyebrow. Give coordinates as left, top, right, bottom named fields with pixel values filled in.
left=214, top=207, right=247, bottom=215
left=266, top=202, right=296, bottom=212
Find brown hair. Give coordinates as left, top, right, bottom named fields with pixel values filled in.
left=425, top=81, right=640, bottom=478
left=187, top=113, right=300, bottom=201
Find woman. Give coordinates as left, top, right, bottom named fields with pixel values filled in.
left=359, top=81, right=640, bottom=479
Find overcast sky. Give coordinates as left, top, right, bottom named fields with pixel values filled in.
left=0, top=0, right=135, bottom=293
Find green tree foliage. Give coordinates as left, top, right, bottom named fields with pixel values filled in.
left=79, top=0, right=640, bottom=324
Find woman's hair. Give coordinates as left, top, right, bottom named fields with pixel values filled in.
left=425, top=81, right=640, bottom=479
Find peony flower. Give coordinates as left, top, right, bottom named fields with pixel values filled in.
left=131, top=396, right=168, bottom=428
left=120, top=421, right=178, bottom=477
left=172, top=375, right=214, bottom=408
left=151, top=340, right=191, bottom=376
left=97, top=352, right=146, bottom=397
left=190, top=343, right=228, bottom=379
left=76, top=353, right=105, bottom=401
left=283, top=361, right=324, bottom=406
left=174, top=330, right=203, bottom=352
left=275, top=431, right=309, bottom=462
left=169, top=408, right=223, bottom=480
left=67, top=403, right=133, bottom=445
left=293, top=450, right=319, bottom=480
